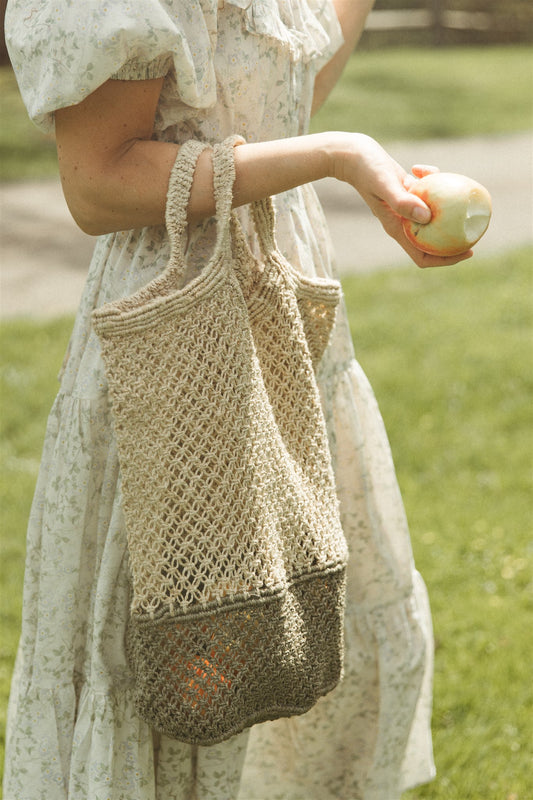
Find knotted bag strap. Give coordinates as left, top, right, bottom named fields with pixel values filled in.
left=165, top=134, right=280, bottom=286
left=164, top=139, right=212, bottom=285
left=210, top=136, right=243, bottom=262
left=164, top=135, right=254, bottom=283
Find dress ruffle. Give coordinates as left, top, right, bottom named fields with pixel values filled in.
left=227, top=0, right=343, bottom=65
left=4, top=674, right=155, bottom=799
left=5, top=0, right=342, bottom=132
left=4, top=574, right=433, bottom=800
left=237, top=572, right=434, bottom=799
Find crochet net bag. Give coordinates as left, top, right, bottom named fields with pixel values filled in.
left=92, top=136, right=348, bottom=745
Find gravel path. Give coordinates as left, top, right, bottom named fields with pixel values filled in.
left=1, top=132, right=531, bottom=318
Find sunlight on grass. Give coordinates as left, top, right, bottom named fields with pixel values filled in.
left=1, top=46, right=532, bottom=181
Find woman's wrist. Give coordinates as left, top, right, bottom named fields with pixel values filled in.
left=232, top=132, right=334, bottom=209
left=321, top=130, right=379, bottom=185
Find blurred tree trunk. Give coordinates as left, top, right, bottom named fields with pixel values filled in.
left=430, top=0, right=445, bottom=45
left=1, top=0, right=9, bottom=65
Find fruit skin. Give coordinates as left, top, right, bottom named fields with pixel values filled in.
left=402, top=172, right=492, bottom=257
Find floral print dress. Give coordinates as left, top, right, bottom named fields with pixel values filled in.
left=4, top=1, right=435, bottom=798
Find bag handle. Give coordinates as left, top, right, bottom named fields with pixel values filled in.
left=211, top=135, right=244, bottom=262
left=209, top=135, right=280, bottom=263
left=216, top=137, right=278, bottom=259
left=165, top=139, right=212, bottom=277
left=165, top=135, right=279, bottom=283
left=165, top=135, right=247, bottom=283
left=250, top=196, right=277, bottom=255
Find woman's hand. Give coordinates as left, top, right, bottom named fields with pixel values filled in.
left=328, top=132, right=473, bottom=268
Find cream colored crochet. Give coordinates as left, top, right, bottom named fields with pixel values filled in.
left=92, top=136, right=348, bottom=745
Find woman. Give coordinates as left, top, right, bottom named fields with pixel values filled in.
left=4, top=1, right=472, bottom=798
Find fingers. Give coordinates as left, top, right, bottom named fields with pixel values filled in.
left=383, top=186, right=431, bottom=224
left=401, top=165, right=440, bottom=214
left=369, top=198, right=474, bottom=269
left=416, top=249, right=474, bottom=269
left=388, top=213, right=474, bottom=269
left=404, top=239, right=474, bottom=269
left=403, top=165, right=439, bottom=190
left=371, top=165, right=433, bottom=224
left=411, top=164, right=440, bottom=178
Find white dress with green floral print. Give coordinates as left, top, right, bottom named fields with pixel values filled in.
left=4, top=1, right=435, bottom=798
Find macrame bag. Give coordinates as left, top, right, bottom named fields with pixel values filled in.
left=92, top=136, right=348, bottom=745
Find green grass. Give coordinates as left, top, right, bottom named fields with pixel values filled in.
left=1, top=249, right=532, bottom=793
left=1, top=45, right=532, bottom=180
left=311, top=45, right=533, bottom=140
left=342, top=248, right=533, bottom=799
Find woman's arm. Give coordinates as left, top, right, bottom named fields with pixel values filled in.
left=55, top=78, right=333, bottom=235
left=55, top=78, right=472, bottom=268
left=311, top=0, right=375, bottom=116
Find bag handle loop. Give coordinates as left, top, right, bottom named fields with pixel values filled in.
left=165, top=135, right=279, bottom=284
left=165, top=139, right=211, bottom=277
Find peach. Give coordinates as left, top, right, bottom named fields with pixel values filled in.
left=402, top=172, right=492, bottom=257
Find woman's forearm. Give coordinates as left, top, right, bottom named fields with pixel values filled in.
left=61, top=133, right=334, bottom=236
left=312, top=0, right=375, bottom=116
left=56, top=80, right=339, bottom=236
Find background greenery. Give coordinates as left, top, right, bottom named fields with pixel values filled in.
left=1, top=40, right=532, bottom=797
left=311, top=45, right=532, bottom=140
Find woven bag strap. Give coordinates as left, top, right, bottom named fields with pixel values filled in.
left=210, top=135, right=246, bottom=261
left=210, top=135, right=279, bottom=263
left=165, top=135, right=278, bottom=280
left=165, top=139, right=212, bottom=278
left=250, top=196, right=277, bottom=255
left=165, top=135, right=246, bottom=279
left=214, top=136, right=278, bottom=261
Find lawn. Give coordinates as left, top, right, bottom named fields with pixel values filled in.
left=1, top=247, right=532, bottom=795
left=0, top=68, right=58, bottom=181
left=343, top=248, right=533, bottom=799
left=311, top=45, right=533, bottom=140
left=1, top=45, right=532, bottom=179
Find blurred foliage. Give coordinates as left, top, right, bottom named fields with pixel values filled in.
left=2, top=44, right=531, bottom=182
left=362, top=0, right=533, bottom=48
left=0, top=68, right=58, bottom=180
left=311, top=46, right=532, bottom=141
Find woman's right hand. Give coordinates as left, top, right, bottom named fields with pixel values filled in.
left=327, top=131, right=474, bottom=268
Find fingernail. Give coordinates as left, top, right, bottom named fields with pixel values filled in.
left=413, top=207, right=431, bottom=224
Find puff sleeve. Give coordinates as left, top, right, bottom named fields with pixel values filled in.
left=4, top=0, right=218, bottom=132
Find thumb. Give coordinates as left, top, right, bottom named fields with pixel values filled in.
left=388, top=187, right=432, bottom=224
left=377, top=166, right=432, bottom=224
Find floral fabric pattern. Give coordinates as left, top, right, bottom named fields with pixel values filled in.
left=4, top=1, right=435, bottom=798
